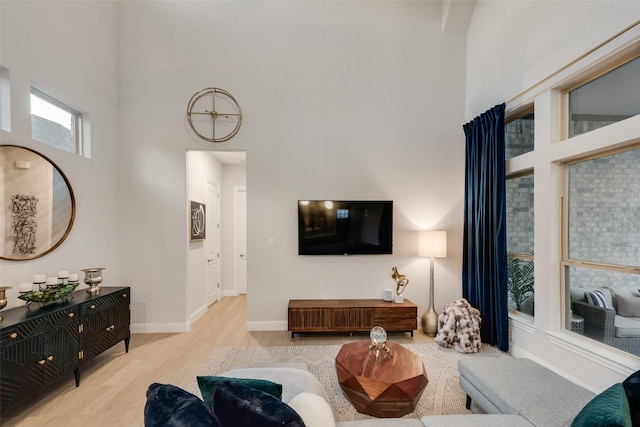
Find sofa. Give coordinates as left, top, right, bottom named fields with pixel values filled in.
left=143, top=359, right=638, bottom=427
left=571, top=286, right=640, bottom=355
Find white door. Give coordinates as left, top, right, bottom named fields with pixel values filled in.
left=207, top=180, right=220, bottom=305
left=234, top=186, right=247, bottom=294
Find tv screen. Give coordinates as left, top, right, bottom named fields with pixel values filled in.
left=298, top=200, right=393, bottom=255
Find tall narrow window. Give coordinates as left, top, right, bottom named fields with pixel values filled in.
left=568, top=55, right=640, bottom=138
left=506, top=172, right=534, bottom=316
left=0, top=66, right=10, bottom=132
left=31, top=88, right=82, bottom=154
left=564, top=146, right=640, bottom=356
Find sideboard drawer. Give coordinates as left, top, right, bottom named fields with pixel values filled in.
left=0, top=307, right=78, bottom=345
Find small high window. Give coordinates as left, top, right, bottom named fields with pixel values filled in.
left=568, top=55, right=640, bottom=138
left=31, top=87, right=82, bottom=155
left=0, top=66, right=10, bottom=132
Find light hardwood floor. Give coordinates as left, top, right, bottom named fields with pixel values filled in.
left=1, top=295, right=433, bottom=427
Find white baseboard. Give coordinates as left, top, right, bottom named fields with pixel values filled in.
left=246, top=320, right=288, bottom=331
left=190, top=304, right=208, bottom=325
left=223, top=290, right=240, bottom=297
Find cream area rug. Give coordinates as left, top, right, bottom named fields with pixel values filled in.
left=186, top=343, right=509, bottom=422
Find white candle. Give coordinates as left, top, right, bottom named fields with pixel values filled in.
left=68, top=273, right=78, bottom=282
left=46, top=277, right=58, bottom=286
left=58, top=270, right=69, bottom=279
left=33, top=274, right=46, bottom=283
left=19, top=282, right=32, bottom=292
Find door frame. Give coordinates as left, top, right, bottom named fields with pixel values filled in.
left=233, top=185, right=247, bottom=295
left=206, top=178, right=220, bottom=305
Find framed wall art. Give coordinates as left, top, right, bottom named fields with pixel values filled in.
left=189, top=200, right=206, bottom=241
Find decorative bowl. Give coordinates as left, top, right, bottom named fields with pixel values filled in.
left=82, top=268, right=105, bottom=294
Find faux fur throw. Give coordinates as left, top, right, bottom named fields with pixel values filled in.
left=434, top=298, right=482, bottom=354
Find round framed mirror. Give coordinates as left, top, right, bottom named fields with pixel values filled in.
left=1, top=145, right=75, bottom=261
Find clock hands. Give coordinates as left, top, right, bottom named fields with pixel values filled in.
left=189, top=111, right=240, bottom=119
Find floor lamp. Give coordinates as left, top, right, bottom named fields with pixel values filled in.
left=418, top=230, right=447, bottom=336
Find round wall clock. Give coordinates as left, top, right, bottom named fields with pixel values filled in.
left=186, top=87, right=242, bottom=143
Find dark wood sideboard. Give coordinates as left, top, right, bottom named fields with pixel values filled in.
left=288, top=298, right=417, bottom=339
left=0, top=286, right=130, bottom=413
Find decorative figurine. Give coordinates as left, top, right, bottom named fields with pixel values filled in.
left=391, top=266, right=409, bottom=303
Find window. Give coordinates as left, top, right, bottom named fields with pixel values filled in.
left=564, top=146, right=640, bottom=355
left=506, top=172, right=534, bottom=316
left=505, top=108, right=534, bottom=159
left=568, top=55, right=640, bottom=138
left=0, top=65, right=10, bottom=132
left=31, top=88, right=82, bottom=154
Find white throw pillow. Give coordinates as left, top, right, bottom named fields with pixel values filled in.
left=287, top=392, right=335, bottom=427
left=614, top=289, right=640, bottom=317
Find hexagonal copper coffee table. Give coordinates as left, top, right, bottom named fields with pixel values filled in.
left=335, top=340, right=428, bottom=418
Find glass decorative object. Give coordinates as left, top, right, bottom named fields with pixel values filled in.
left=369, top=326, right=393, bottom=362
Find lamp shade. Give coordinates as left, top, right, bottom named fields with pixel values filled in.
left=418, top=230, right=447, bottom=258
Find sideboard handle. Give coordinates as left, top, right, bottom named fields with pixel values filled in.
left=10, top=333, right=17, bottom=339
left=47, top=355, right=54, bottom=362
left=38, top=360, right=46, bottom=366
left=122, top=294, right=127, bottom=298
left=90, top=305, right=96, bottom=309
left=68, top=313, right=75, bottom=318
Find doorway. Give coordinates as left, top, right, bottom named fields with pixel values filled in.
left=186, top=150, right=246, bottom=322
left=204, top=151, right=246, bottom=299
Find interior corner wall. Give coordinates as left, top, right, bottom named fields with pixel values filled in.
left=466, top=0, right=640, bottom=392
left=115, top=1, right=468, bottom=332
left=0, top=2, right=121, bottom=309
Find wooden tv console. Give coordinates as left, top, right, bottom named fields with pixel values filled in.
left=288, top=298, right=417, bottom=339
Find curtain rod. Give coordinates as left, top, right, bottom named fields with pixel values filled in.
left=506, top=19, right=640, bottom=106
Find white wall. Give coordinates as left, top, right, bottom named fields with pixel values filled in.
left=116, top=1, right=468, bottom=331
left=466, top=1, right=640, bottom=120
left=466, top=1, right=640, bottom=392
left=0, top=2, right=121, bottom=307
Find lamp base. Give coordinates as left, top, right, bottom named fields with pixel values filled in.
left=420, top=308, right=438, bottom=336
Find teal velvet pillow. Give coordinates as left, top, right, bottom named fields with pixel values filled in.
left=197, top=375, right=283, bottom=410
left=571, top=383, right=632, bottom=427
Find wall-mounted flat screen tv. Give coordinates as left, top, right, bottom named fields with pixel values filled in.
left=298, top=200, right=393, bottom=255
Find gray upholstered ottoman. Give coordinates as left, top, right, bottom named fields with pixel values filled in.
left=458, top=358, right=595, bottom=427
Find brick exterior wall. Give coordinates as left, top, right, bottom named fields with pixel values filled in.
left=568, top=147, right=640, bottom=288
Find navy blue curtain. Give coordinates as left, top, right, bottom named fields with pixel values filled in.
left=462, top=103, right=508, bottom=352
